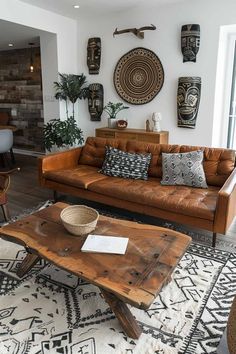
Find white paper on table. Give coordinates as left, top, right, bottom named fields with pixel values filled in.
left=81, top=234, right=129, bottom=255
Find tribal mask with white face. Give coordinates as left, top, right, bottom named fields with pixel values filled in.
left=177, top=77, right=201, bottom=128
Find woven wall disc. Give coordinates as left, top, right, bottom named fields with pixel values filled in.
left=114, top=47, right=164, bottom=105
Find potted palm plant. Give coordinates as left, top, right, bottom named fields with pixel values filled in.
left=43, top=73, right=88, bottom=152
left=103, top=101, right=129, bottom=128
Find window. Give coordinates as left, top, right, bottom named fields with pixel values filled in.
left=227, top=41, right=236, bottom=148
left=212, top=26, right=236, bottom=148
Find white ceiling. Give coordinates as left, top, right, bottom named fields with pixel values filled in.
left=0, top=0, right=186, bottom=50
left=19, top=0, right=186, bottom=18
left=0, top=20, right=41, bottom=51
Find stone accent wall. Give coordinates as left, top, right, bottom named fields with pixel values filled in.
left=0, top=47, right=44, bottom=152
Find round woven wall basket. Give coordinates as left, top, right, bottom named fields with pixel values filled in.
left=114, top=47, right=164, bottom=105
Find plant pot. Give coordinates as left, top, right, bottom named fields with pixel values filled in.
left=108, top=118, right=116, bottom=128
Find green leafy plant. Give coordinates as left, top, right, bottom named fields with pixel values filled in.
left=44, top=73, right=88, bottom=151
left=103, top=102, right=129, bottom=119
left=43, top=116, right=84, bottom=152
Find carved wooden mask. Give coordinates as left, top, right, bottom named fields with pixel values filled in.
left=88, top=83, right=104, bottom=121
left=181, top=24, right=200, bottom=63
left=177, top=77, right=201, bottom=129
left=87, top=37, right=101, bottom=74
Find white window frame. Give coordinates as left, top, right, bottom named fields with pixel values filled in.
left=227, top=40, right=236, bottom=148
left=212, top=26, right=236, bottom=148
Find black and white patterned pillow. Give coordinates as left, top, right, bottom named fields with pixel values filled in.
left=161, top=150, right=208, bottom=188
left=100, top=146, right=152, bottom=180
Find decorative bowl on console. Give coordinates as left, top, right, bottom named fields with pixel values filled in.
left=116, top=119, right=128, bottom=129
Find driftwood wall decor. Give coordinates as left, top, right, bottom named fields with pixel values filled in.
left=113, top=24, right=156, bottom=39
left=114, top=47, right=164, bottom=105
left=88, top=83, right=104, bottom=121
left=87, top=37, right=101, bottom=74
left=177, top=77, right=201, bottom=128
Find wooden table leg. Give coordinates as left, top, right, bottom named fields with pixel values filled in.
left=17, top=252, right=41, bottom=278
left=100, top=288, right=142, bottom=339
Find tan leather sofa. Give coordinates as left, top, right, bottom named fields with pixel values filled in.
left=38, top=137, right=236, bottom=247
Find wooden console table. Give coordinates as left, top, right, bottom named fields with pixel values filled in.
left=96, top=128, right=169, bottom=144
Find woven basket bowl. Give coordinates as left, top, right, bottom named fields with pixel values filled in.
left=60, top=205, right=99, bottom=236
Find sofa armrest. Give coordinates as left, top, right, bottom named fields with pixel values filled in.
left=38, top=147, right=83, bottom=186
left=214, top=167, right=236, bottom=233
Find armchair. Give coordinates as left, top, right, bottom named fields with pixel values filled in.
left=0, top=167, right=20, bottom=221
left=0, top=129, right=15, bottom=167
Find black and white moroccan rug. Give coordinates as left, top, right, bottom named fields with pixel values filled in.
left=0, top=201, right=236, bottom=354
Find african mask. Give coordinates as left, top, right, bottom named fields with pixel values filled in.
left=177, top=77, right=201, bottom=129
left=88, top=83, right=104, bottom=121
left=87, top=37, right=101, bottom=74
left=181, top=24, right=200, bottom=63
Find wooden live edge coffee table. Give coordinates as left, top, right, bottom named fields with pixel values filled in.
left=0, top=202, right=191, bottom=339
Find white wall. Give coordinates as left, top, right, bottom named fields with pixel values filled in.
left=2, top=0, right=236, bottom=147
left=0, top=0, right=78, bottom=122
left=77, top=0, right=236, bottom=146
left=40, top=32, right=60, bottom=124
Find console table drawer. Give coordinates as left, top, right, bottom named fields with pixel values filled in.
left=96, top=128, right=169, bottom=144
left=96, top=131, right=115, bottom=138
left=137, top=134, right=163, bottom=143
left=115, top=132, right=137, bottom=140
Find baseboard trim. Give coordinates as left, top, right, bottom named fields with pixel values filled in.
left=13, top=148, right=45, bottom=157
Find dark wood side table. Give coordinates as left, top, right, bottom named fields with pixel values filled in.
left=96, top=127, right=169, bottom=144
left=0, top=125, right=17, bottom=132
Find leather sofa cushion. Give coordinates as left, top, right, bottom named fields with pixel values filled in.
left=88, top=177, right=219, bottom=221
left=79, top=138, right=128, bottom=168
left=79, top=137, right=236, bottom=187
left=43, top=165, right=108, bottom=189
left=180, top=145, right=235, bottom=187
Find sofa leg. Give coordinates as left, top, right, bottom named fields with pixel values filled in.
left=53, top=190, right=58, bottom=202
left=212, top=232, right=217, bottom=248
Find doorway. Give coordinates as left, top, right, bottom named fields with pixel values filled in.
left=0, top=20, right=59, bottom=155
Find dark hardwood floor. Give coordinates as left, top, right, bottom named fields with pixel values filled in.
left=3, top=154, right=53, bottom=220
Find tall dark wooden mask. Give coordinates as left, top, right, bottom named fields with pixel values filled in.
left=181, top=24, right=200, bottom=62
left=177, top=77, right=201, bottom=129
left=88, top=83, right=104, bottom=121
left=87, top=37, right=101, bottom=74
